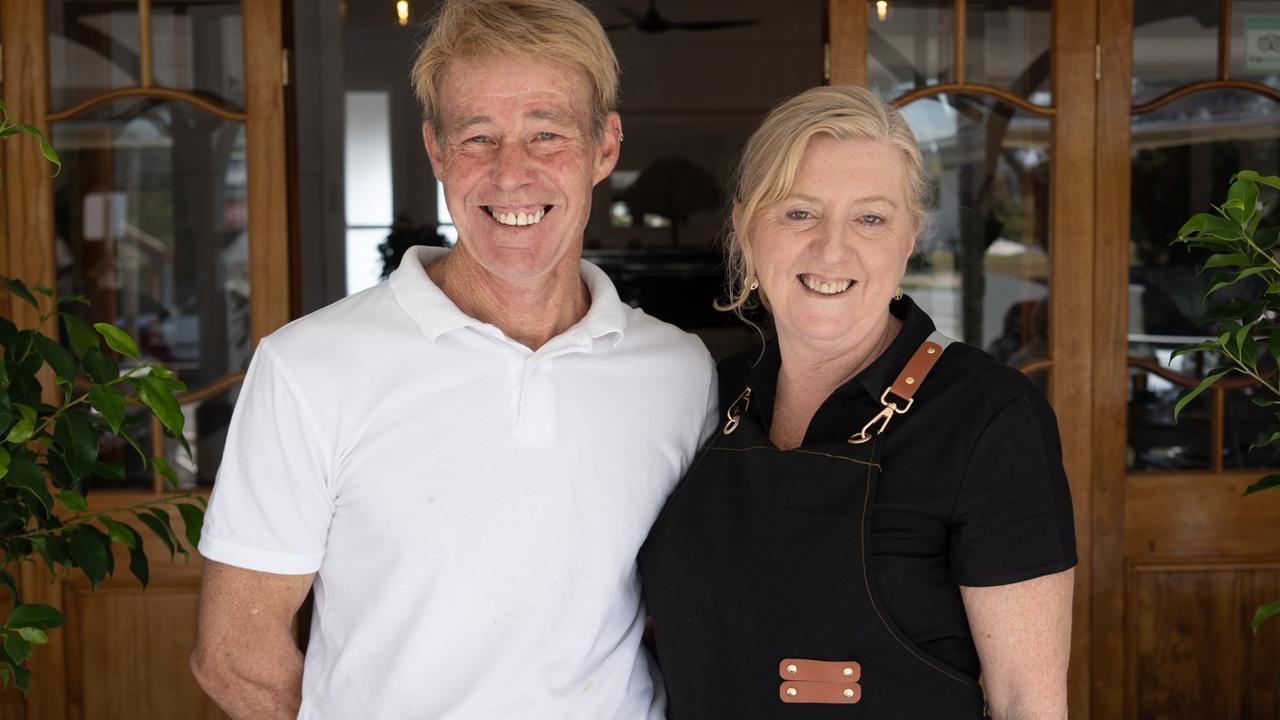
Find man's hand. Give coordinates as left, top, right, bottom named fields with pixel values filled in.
left=191, top=560, right=316, bottom=720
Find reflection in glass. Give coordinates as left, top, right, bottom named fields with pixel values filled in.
left=1132, top=0, right=1221, bottom=105
left=51, top=100, right=251, bottom=391
left=152, top=1, right=245, bottom=109
left=1128, top=363, right=1214, bottom=471
left=964, top=0, right=1052, bottom=104
left=48, top=0, right=141, bottom=111
left=1127, top=90, right=1280, bottom=470
left=1232, top=3, right=1280, bottom=91
left=868, top=1, right=955, bottom=96
left=1226, top=387, right=1280, bottom=469
left=899, top=95, right=1051, bottom=387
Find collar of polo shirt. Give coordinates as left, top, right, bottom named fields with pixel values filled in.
left=389, top=246, right=628, bottom=348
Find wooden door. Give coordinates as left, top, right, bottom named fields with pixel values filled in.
left=1093, top=1, right=1280, bottom=718
left=0, top=0, right=289, bottom=716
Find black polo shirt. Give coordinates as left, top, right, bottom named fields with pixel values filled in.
left=716, top=296, right=1077, bottom=681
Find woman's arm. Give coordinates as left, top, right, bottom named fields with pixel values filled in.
left=960, top=568, right=1075, bottom=720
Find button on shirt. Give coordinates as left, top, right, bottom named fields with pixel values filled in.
left=716, top=296, right=1076, bottom=681
left=200, top=246, right=717, bottom=719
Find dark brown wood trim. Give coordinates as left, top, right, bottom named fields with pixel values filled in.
left=1131, top=79, right=1280, bottom=115
left=47, top=87, right=247, bottom=123
left=891, top=83, right=1056, bottom=115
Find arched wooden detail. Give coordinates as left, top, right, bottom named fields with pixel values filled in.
left=892, top=83, right=1055, bottom=115
left=1131, top=81, right=1280, bottom=116
left=48, top=88, right=248, bottom=124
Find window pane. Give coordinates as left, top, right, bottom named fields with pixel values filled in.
left=346, top=227, right=389, bottom=295
left=868, top=1, right=955, bottom=96
left=1133, top=0, right=1222, bottom=105
left=152, top=0, right=245, bottom=109
left=1127, top=89, right=1280, bottom=470
left=49, top=0, right=140, bottom=111
left=51, top=100, right=252, bottom=390
left=901, top=95, right=1052, bottom=391
left=964, top=0, right=1052, bottom=105
left=344, top=91, right=394, bottom=227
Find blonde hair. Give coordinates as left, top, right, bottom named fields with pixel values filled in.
left=719, top=85, right=931, bottom=316
left=411, top=0, right=619, bottom=140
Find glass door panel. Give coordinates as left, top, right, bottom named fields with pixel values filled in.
left=1126, top=89, right=1280, bottom=471
left=1231, top=3, right=1280, bottom=91
left=1132, top=0, right=1222, bottom=104
left=152, top=0, right=245, bottom=108
left=51, top=99, right=251, bottom=392
left=900, top=95, right=1052, bottom=389
left=964, top=0, right=1052, bottom=103
left=867, top=1, right=955, bottom=95
left=48, top=0, right=142, bottom=111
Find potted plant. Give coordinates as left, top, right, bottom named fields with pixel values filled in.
left=1171, top=169, right=1280, bottom=635
left=0, top=101, right=203, bottom=692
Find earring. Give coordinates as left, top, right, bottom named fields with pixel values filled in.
left=748, top=275, right=759, bottom=292
left=892, top=286, right=903, bottom=300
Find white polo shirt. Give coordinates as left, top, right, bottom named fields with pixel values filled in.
left=199, top=246, right=716, bottom=719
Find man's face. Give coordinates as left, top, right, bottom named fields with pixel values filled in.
left=424, top=54, right=620, bottom=285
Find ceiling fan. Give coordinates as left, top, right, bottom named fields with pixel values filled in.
left=606, top=0, right=760, bottom=34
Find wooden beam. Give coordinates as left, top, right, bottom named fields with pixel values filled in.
left=243, top=1, right=293, bottom=341
left=828, top=0, right=868, bottom=86
left=1051, top=0, right=1098, bottom=716
left=1092, top=0, right=1134, bottom=718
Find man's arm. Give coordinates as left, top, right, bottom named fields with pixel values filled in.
left=960, top=568, right=1075, bottom=720
left=191, top=560, right=316, bottom=720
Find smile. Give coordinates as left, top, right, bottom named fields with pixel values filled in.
left=799, top=274, right=853, bottom=296
left=485, top=206, right=551, bottom=227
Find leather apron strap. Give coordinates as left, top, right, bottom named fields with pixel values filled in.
left=847, top=331, right=954, bottom=445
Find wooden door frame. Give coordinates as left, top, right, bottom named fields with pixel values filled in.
left=0, top=1, right=291, bottom=715
left=827, top=0, right=1100, bottom=716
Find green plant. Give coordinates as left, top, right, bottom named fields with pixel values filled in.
left=0, top=103, right=204, bottom=692
left=1171, top=169, right=1280, bottom=635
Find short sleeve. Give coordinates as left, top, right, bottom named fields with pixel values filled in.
left=198, top=339, right=335, bottom=574
left=948, top=392, right=1077, bottom=587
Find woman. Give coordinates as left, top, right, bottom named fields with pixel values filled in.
left=638, top=86, right=1076, bottom=719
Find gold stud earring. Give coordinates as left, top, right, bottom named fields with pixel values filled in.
left=748, top=276, right=759, bottom=292
left=892, top=286, right=903, bottom=300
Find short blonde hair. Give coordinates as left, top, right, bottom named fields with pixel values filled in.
left=720, top=85, right=931, bottom=315
left=412, top=0, right=619, bottom=140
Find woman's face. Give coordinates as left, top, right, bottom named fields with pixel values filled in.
left=745, top=134, right=917, bottom=351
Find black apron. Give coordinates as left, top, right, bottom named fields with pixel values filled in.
left=639, top=382, right=988, bottom=719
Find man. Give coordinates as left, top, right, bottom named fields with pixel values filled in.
left=189, top=1, right=715, bottom=717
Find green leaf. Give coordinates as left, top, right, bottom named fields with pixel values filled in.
left=68, top=526, right=110, bottom=589
left=135, top=376, right=184, bottom=440
left=1200, top=253, right=1250, bottom=271
left=0, top=360, right=7, bottom=389
left=1226, top=178, right=1260, bottom=225
left=0, top=278, right=38, bottom=309
left=1234, top=170, right=1280, bottom=192
left=99, top=517, right=137, bottom=549
left=4, top=634, right=31, bottom=666
left=92, top=323, right=138, bottom=359
left=0, top=447, right=9, bottom=482
left=175, top=503, right=204, bottom=550
left=145, top=508, right=187, bottom=557
left=61, top=314, right=98, bottom=359
left=53, top=410, right=98, bottom=481
left=1243, top=474, right=1280, bottom=497
left=1173, top=369, right=1232, bottom=421
left=30, top=284, right=52, bottom=299
left=1176, top=213, right=1245, bottom=244
left=1252, top=600, right=1280, bottom=633
left=133, top=511, right=176, bottom=560
left=16, top=628, right=46, bottom=645
left=1170, top=341, right=1215, bottom=361
left=6, top=604, right=65, bottom=630
left=92, top=459, right=124, bottom=481
left=9, top=663, right=29, bottom=693
left=4, top=404, right=36, bottom=444
left=54, top=490, right=87, bottom=514
left=153, top=456, right=178, bottom=488
left=81, top=347, right=119, bottom=385
left=87, top=385, right=124, bottom=435
left=5, top=455, right=51, bottom=518
left=118, top=524, right=148, bottom=588
left=0, top=570, right=18, bottom=606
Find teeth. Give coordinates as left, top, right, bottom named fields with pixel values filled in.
left=801, top=275, right=852, bottom=295
left=490, top=207, right=546, bottom=226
